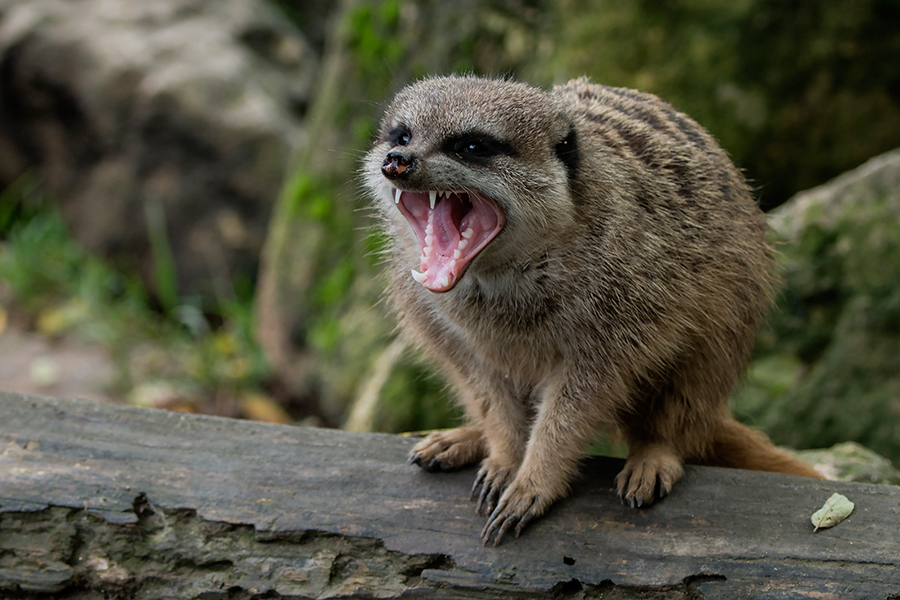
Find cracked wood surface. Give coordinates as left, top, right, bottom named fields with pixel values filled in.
left=0, top=391, right=899, bottom=599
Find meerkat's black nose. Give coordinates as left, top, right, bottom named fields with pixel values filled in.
left=382, top=149, right=417, bottom=180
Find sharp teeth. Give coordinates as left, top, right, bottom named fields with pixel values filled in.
left=411, top=270, right=427, bottom=284
left=439, top=274, right=450, bottom=288
left=429, top=191, right=437, bottom=209
left=458, top=239, right=469, bottom=250
left=462, top=227, right=474, bottom=239
left=394, top=188, right=402, bottom=204
left=453, top=249, right=461, bottom=259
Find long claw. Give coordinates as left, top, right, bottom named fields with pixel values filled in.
left=476, top=482, right=492, bottom=515
left=481, top=501, right=507, bottom=544
left=515, top=507, right=536, bottom=538
left=485, top=487, right=499, bottom=515
left=493, top=515, right=518, bottom=546
left=470, top=470, right=486, bottom=501
left=477, top=481, right=502, bottom=516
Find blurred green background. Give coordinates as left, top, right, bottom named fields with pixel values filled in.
left=1, top=0, right=899, bottom=465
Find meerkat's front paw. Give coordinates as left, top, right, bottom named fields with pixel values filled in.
left=616, top=445, right=684, bottom=507
left=408, top=425, right=486, bottom=472
left=470, top=455, right=519, bottom=516
left=480, top=478, right=554, bottom=546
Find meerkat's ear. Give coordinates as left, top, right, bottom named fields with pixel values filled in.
left=555, top=126, right=579, bottom=182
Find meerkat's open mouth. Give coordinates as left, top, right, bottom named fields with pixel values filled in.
left=393, top=188, right=505, bottom=292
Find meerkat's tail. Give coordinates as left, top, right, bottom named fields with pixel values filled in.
left=705, top=417, right=824, bottom=479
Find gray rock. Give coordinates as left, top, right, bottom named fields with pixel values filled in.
left=0, top=0, right=314, bottom=299
left=770, top=148, right=900, bottom=238
left=733, top=148, right=900, bottom=467
left=796, top=442, right=900, bottom=485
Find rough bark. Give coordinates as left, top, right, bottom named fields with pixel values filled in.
left=1, top=391, right=898, bottom=599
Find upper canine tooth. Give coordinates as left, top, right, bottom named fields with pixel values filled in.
left=394, top=188, right=402, bottom=204
left=429, top=191, right=437, bottom=209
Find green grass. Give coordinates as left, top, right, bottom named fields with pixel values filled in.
left=0, top=182, right=272, bottom=416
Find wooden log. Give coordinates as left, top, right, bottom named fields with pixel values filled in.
left=0, top=391, right=898, bottom=599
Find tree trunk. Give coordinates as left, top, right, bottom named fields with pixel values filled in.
left=1, top=391, right=899, bottom=599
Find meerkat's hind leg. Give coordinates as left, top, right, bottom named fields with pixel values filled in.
left=408, top=424, right=487, bottom=473
left=615, top=443, right=685, bottom=507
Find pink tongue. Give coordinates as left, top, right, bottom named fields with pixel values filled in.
left=414, top=202, right=466, bottom=292
left=402, top=191, right=503, bottom=293
left=432, top=198, right=463, bottom=256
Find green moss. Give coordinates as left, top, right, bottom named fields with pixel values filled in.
left=735, top=186, right=900, bottom=466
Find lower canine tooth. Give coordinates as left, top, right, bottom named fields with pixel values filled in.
left=411, top=270, right=427, bottom=284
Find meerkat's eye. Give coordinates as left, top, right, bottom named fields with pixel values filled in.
left=446, top=134, right=515, bottom=163
left=385, top=125, right=412, bottom=147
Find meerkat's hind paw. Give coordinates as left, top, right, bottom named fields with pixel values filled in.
left=616, top=448, right=683, bottom=507
left=408, top=426, right=486, bottom=472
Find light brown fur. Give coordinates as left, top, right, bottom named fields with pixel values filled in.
left=364, top=75, right=822, bottom=545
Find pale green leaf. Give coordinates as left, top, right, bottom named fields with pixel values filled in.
left=811, top=493, right=854, bottom=532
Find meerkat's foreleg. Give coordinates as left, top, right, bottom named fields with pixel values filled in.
left=481, top=372, right=617, bottom=545
left=409, top=369, right=532, bottom=516
left=467, top=378, right=533, bottom=516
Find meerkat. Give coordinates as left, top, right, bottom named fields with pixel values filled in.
left=364, top=75, right=822, bottom=546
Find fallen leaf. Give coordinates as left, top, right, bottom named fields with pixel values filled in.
left=30, top=356, right=59, bottom=387
left=240, top=393, right=292, bottom=424
left=811, top=493, right=854, bottom=532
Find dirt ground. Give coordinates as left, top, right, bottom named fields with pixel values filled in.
left=0, top=312, right=116, bottom=404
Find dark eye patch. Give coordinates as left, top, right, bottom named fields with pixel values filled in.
left=555, top=127, right=579, bottom=181
left=385, top=125, right=412, bottom=147
left=444, top=133, right=515, bottom=163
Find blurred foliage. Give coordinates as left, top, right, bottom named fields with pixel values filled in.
left=0, top=181, right=275, bottom=419
left=542, top=0, right=900, bottom=209
left=374, top=355, right=464, bottom=433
